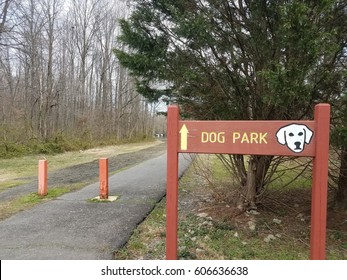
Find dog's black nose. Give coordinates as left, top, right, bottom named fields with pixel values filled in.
left=294, top=142, right=301, bottom=150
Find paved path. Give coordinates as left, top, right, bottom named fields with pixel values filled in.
left=0, top=153, right=192, bottom=259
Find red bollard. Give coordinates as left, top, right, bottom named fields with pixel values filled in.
left=38, top=160, right=48, bottom=196
left=99, top=158, right=109, bottom=199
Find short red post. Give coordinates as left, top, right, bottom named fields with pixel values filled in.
left=38, top=160, right=48, bottom=196
left=99, top=158, right=109, bottom=199
left=310, top=103, right=330, bottom=260
left=166, top=105, right=179, bottom=260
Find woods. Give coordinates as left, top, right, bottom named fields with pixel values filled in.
left=0, top=0, right=159, bottom=157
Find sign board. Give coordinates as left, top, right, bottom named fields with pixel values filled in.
left=166, top=104, right=330, bottom=260
left=178, top=121, right=315, bottom=156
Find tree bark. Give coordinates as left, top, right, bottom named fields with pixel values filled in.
left=245, top=156, right=257, bottom=209
left=0, top=0, right=11, bottom=37
left=245, top=155, right=273, bottom=210
left=336, top=147, right=347, bottom=211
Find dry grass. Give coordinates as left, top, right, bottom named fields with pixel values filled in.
left=0, top=140, right=162, bottom=190
left=115, top=155, right=347, bottom=260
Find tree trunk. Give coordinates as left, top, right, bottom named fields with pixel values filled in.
left=245, top=155, right=273, bottom=210
left=245, top=157, right=257, bottom=209
left=336, top=147, right=347, bottom=211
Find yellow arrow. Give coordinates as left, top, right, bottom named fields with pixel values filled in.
left=179, top=124, right=189, bottom=151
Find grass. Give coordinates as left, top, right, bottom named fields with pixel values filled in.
left=0, top=182, right=87, bottom=221
left=0, top=130, right=156, bottom=159
left=0, top=140, right=161, bottom=191
left=114, top=155, right=347, bottom=260
left=0, top=181, right=27, bottom=192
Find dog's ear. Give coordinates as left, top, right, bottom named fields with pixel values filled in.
left=303, top=126, right=313, bottom=144
left=276, top=127, right=287, bottom=145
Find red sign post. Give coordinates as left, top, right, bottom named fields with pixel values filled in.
left=166, top=103, right=330, bottom=260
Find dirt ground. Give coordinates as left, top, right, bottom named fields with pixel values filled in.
left=177, top=171, right=347, bottom=259
left=46, top=141, right=167, bottom=187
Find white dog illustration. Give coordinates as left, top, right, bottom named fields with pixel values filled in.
left=276, top=124, right=313, bottom=153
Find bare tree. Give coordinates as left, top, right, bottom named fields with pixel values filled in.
left=0, top=0, right=156, bottom=155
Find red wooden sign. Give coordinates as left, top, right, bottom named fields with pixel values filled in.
left=178, top=120, right=315, bottom=156
left=166, top=104, right=330, bottom=260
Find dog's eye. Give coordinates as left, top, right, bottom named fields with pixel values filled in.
left=289, top=133, right=294, bottom=137
left=298, top=132, right=303, bottom=136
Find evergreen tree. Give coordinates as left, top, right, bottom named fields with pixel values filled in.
left=116, top=0, right=347, bottom=209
